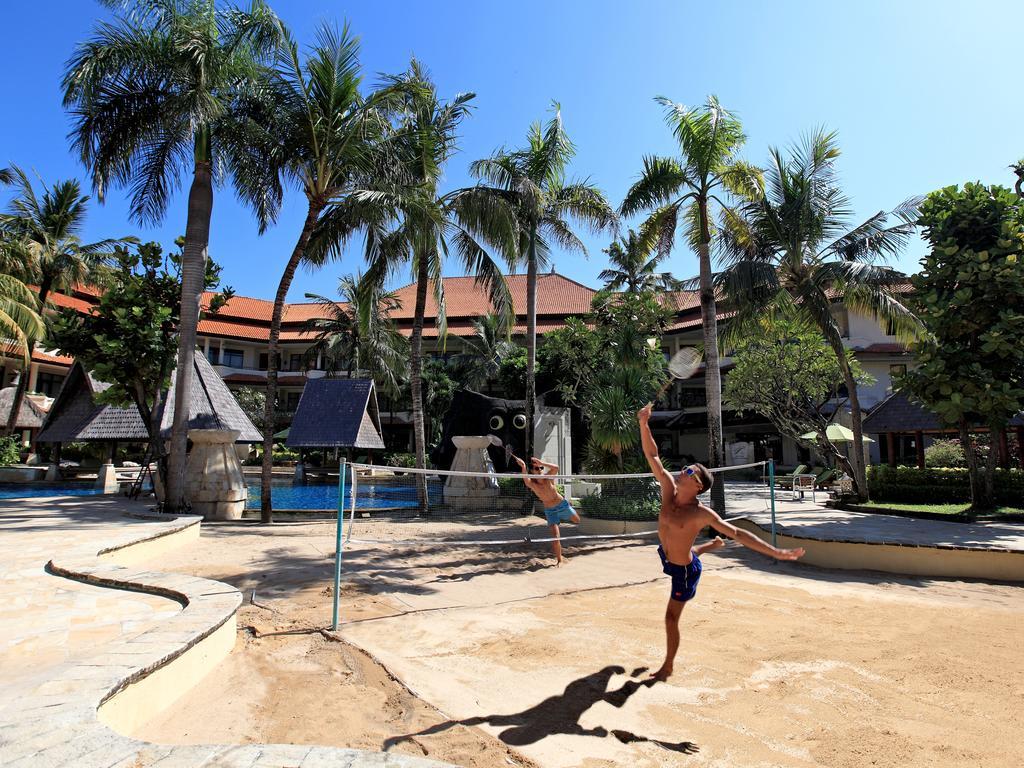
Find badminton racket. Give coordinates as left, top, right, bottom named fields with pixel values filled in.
left=653, top=346, right=703, bottom=401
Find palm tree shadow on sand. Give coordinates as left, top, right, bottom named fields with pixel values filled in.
left=383, top=665, right=699, bottom=755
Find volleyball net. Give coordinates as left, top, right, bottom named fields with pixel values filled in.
left=337, top=459, right=775, bottom=545
left=330, top=460, right=779, bottom=628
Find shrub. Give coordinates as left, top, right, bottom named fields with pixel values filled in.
left=0, top=436, right=22, bottom=466
left=271, top=446, right=300, bottom=464
left=868, top=465, right=1024, bottom=505
left=383, top=452, right=417, bottom=468
left=924, top=439, right=966, bottom=468
left=579, top=494, right=661, bottom=521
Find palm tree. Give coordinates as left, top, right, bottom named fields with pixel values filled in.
left=237, top=22, right=404, bottom=523
left=328, top=60, right=515, bottom=510
left=620, top=96, right=760, bottom=512
left=467, top=106, right=616, bottom=456
left=0, top=275, right=44, bottom=383
left=302, top=274, right=408, bottom=392
left=0, top=167, right=129, bottom=435
left=598, top=224, right=682, bottom=292
left=716, top=130, right=920, bottom=500
left=63, top=0, right=282, bottom=512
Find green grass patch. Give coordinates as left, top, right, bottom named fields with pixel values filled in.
left=858, top=501, right=1024, bottom=517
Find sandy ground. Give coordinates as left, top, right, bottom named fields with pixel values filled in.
left=135, top=517, right=1024, bottom=768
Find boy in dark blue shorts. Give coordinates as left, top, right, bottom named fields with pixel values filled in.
left=638, top=403, right=805, bottom=681
left=512, top=454, right=580, bottom=566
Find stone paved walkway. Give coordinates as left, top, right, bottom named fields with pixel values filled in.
left=742, top=508, right=1024, bottom=551
left=0, top=495, right=449, bottom=768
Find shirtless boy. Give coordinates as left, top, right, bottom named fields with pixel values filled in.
left=638, top=403, right=805, bottom=681
left=512, top=454, right=580, bottom=565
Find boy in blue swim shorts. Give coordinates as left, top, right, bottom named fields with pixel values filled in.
left=512, top=454, right=580, bottom=566
left=638, top=403, right=805, bottom=682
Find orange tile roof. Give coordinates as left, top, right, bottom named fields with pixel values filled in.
left=389, top=273, right=595, bottom=321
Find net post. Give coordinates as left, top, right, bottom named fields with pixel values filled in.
left=768, top=458, right=777, bottom=549
left=331, top=459, right=348, bottom=631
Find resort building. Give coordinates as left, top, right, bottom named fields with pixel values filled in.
left=1, top=272, right=914, bottom=467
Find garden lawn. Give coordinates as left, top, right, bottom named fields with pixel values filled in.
left=860, top=501, right=1024, bottom=517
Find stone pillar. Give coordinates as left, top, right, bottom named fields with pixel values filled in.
left=95, top=462, right=119, bottom=494
left=27, top=362, right=39, bottom=392
left=915, top=431, right=925, bottom=469
left=886, top=432, right=897, bottom=468
left=185, top=429, right=246, bottom=520
left=444, top=435, right=500, bottom=510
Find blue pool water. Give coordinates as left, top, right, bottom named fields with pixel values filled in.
left=0, top=483, right=103, bottom=500
left=245, top=479, right=443, bottom=511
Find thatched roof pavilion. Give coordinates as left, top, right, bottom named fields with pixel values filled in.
left=36, top=354, right=262, bottom=445
left=286, top=379, right=384, bottom=451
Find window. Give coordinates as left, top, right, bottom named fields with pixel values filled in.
left=259, top=352, right=282, bottom=371
left=206, top=347, right=220, bottom=365
left=284, top=391, right=302, bottom=411
left=889, top=364, right=907, bottom=379
left=36, top=372, right=64, bottom=397
left=222, top=348, right=244, bottom=368
left=289, top=354, right=303, bottom=372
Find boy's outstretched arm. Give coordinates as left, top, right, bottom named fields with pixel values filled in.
left=511, top=455, right=533, bottom=487
left=700, top=506, right=805, bottom=561
left=637, top=403, right=674, bottom=498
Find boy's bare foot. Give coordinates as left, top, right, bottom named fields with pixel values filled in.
left=650, top=664, right=673, bottom=682
left=554, top=557, right=569, bottom=567
left=694, top=536, right=725, bottom=556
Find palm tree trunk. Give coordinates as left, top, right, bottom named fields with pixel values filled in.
left=697, top=205, right=726, bottom=513
left=3, top=280, right=50, bottom=439
left=409, top=251, right=430, bottom=513
left=261, top=202, right=324, bottom=525
left=165, top=156, right=213, bottom=514
left=821, top=326, right=869, bottom=500
left=525, top=229, right=538, bottom=460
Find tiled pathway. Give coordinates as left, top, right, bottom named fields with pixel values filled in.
left=0, top=495, right=448, bottom=768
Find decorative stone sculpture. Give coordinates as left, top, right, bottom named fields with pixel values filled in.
left=444, top=435, right=501, bottom=510
left=185, top=429, right=247, bottom=520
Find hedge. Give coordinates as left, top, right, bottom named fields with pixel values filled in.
left=578, top=477, right=662, bottom=521
left=868, top=465, right=1024, bottom=505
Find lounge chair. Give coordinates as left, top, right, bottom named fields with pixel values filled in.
left=815, top=468, right=841, bottom=491
left=773, top=464, right=808, bottom=490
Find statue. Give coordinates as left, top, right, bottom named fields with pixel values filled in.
left=430, top=390, right=528, bottom=472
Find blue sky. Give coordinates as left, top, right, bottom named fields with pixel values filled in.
left=2, top=0, right=1023, bottom=302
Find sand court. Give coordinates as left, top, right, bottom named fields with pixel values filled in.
left=138, top=516, right=1024, bottom=768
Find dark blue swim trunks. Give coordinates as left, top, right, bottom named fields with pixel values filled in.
left=658, top=545, right=702, bottom=603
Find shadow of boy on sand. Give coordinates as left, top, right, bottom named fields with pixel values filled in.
left=383, top=664, right=698, bottom=755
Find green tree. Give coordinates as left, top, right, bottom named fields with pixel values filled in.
left=0, top=166, right=131, bottom=435
left=898, top=182, right=1024, bottom=509
left=232, top=385, right=266, bottom=429
left=49, top=242, right=233, bottom=485
left=63, top=0, right=282, bottom=512
left=598, top=224, right=681, bottom=292
left=620, top=96, right=761, bottom=511
left=447, top=313, right=516, bottom=392
left=0, top=274, right=44, bottom=375
left=723, top=303, right=873, bottom=478
left=341, top=60, right=515, bottom=509
left=241, top=22, right=404, bottom=523
left=537, top=291, right=669, bottom=471
left=468, top=105, right=616, bottom=457
left=717, top=130, right=920, bottom=500
left=302, top=274, right=408, bottom=394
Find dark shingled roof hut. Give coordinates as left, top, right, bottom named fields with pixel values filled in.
left=0, top=386, right=47, bottom=430
left=863, top=391, right=1024, bottom=468
left=286, top=379, right=384, bottom=450
left=36, top=354, right=262, bottom=444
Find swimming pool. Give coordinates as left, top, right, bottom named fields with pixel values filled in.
left=0, top=483, right=103, bottom=500
left=245, top=478, right=444, bottom=511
